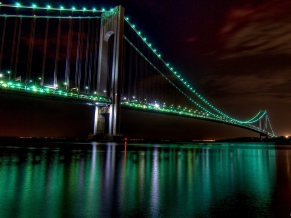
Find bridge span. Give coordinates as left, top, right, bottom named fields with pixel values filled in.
left=0, top=3, right=276, bottom=138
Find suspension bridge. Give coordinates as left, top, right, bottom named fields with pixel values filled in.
left=0, top=3, right=276, bottom=139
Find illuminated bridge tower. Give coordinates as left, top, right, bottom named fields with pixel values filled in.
left=94, top=6, right=124, bottom=138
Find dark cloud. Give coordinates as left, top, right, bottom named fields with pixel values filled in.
left=199, top=68, right=291, bottom=99
left=185, top=37, right=198, bottom=43
left=187, top=0, right=291, bottom=136
left=218, top=0, right=291, bottom=58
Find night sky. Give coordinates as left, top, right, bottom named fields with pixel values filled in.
left=1, top=0, right=291, bottom=139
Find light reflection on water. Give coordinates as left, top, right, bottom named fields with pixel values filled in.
left=0, top=142, right=290, bottom=217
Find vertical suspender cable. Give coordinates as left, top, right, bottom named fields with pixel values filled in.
left=144, top=44, right=148, bottom=104
left=157, top=61, right=160, bottom=104
left=41, top=18, right=49, bottom=86
left=54, top=18, right=62, bottom=88
left=267, top=116, right=275, bottom=136
left=147, top=47, right=151, bottom=103
left=137, top=37, right=140, bottom=101
left=149, top=49, right=152, bottom=103
left=172, top=67, right=175, bottom=108
left=128, top=39, right=133, bottom=101
left=65, top=18, right=73, bottom=91
left=84, top=18, right=91, bottom=92
left=78, top=19, right=84, bottom=91
left=14, top=17, right=22, bottom=80
left=10, top=17, right=18, bottom=77
left=162, top=62, right=165, bottom=104
left=154, top=51, right=159, bottom=104
left=175, top=71, right=179, bottom=108
left=159, top=57, right=162, bottom=103
left=0, top=16, right=6, bottom=72
left=264, top=114, right=269, bottom=131
left=93, top=19, right=100, bottom=92
left=134, top=36, right=139, bottom=100
left=135, top=51, right=139, bottom=101
left=153, top=52, right=157, bottom=104
left=26, top=17, right=36, bottom=84
left=158, top=55, right=161, bottom=104
left=122, top=37, right=126, bottom=99
left=161, top=60, right=164, bottom=104
left=88, top=19, right=95, bottom=92
left=140, top=43, right=144, bottom=103
left=75, top=19, right=81, bottom=89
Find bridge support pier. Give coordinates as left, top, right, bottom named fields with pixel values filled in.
left=92, top=105, right=110, bottom=140
left=93, top=106, right=100, bottom=135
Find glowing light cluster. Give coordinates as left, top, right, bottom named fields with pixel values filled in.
left=0, top=80, right=111, bottom=104
left=0, top=3, right=112, bottom=13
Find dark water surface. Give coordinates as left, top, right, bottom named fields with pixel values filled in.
left=0, top=142, right=290, bottom=217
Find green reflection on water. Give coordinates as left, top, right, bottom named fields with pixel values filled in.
left=0, top=143, right=283, bottom=217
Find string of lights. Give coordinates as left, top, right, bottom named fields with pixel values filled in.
left=0, top=3, right=276, bottom=137
left=124, top=18, right=272, bottom=125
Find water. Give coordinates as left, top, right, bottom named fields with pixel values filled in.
left=0, top=142, right=290, bottom=217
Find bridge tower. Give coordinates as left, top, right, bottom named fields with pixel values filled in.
left=93, top=6, right=124, bottom=138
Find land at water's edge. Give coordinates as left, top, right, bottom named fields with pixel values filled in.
left=0, top=136, right=290, bottom=145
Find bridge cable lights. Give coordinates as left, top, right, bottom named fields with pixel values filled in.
left=124, top=17, right=252, bottom=121
left=0, top=3, right=110, bottom=13
left=0, top=8, right=274, bottom=135
left=123, top=35, right=216, bottom=118
left=126, top=18, right=267, bottom=124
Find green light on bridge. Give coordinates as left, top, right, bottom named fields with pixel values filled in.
left=1, top=3, right=108, bottom=12
left=0, top=79, right=111, bottom=104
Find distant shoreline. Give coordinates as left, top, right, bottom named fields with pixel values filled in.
left=0, top=136, right=290, bottom=145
